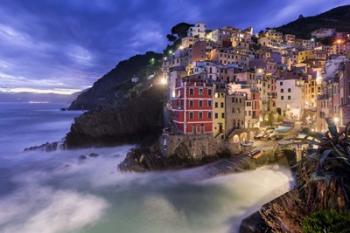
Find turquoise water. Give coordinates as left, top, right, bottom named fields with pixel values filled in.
left=0, top=103, right=293, bottom=233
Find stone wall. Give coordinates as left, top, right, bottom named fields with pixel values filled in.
left=160, top=134, right=240, bottom=159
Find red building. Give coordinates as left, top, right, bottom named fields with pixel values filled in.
left=191, top=41, right=207, bottom=62
left=171, top=74, right=214, bottom=135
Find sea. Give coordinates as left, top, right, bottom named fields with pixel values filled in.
left=0, top=102, right=293, bottom=233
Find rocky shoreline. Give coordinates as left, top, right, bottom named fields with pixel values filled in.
left=239, top=156, right=350, bottom=233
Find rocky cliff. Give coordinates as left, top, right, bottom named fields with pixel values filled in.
left=240, top=157, right=350, bottom=233
left=65, top=85, right=166, bottom=148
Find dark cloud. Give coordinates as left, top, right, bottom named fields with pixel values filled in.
left=0, top=0, right=349, bottom=93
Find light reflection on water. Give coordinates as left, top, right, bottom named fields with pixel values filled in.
left=0, top=103, right=293, bottom=233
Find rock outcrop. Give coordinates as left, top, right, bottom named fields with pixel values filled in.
left=24, top=141, right=62, bottom=152
left=239, top=158, right=350, bottom=233
left=118, top=139, right=235, bottom=172
left=65, top=85, right=166, bottom=148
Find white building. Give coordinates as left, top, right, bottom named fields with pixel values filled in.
left=311, top=28, right=336, bottom=39
left=191, top=61, right=219, bottom=81
left=187, top=23, right=207, bottom=39
left=276, top=75, right=305, bottom=120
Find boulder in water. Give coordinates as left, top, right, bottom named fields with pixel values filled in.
left=88, top=153, right=99, bottom=158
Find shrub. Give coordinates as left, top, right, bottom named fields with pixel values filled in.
left=303, top=209, right=350, bottom=233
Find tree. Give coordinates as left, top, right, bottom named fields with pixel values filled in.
left=166, top=34, right=177, bottom=42
left=170, top=22, right=193, bottom=38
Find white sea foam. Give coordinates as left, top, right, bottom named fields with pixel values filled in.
left=0, top=103, right=294, bottom=233
left=0, top=184, right=108, bottom=233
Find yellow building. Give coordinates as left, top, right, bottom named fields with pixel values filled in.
left=297, top=50, right=313, bottom=64
left=213, top=90, right=225, bottom=138
left=304, top=75, right=317, bottom=109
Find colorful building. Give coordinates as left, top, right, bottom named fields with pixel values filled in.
left=171, top=74, right=214, bottom=135
left=213, top=89, right=225, bottom=138
left=276, top=72, right=305, bottom=120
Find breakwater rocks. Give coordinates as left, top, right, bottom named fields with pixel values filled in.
left=24, top=141, right=62, bottom=152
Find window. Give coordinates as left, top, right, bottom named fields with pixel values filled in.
left=189, top=112, right=193, bottom=120
left=221, top=113, right=225, bottom=118
left=208, top=112, right=212, bottom=119
left=215, top=113, right=218, bottom=119
left=281, top=88, right=284, bottom=93
left=215, top=102, right=218, bottom=108
left=281, top=96, right=284, bottom=100
left=288, top=88, right=291, bottom=93
left=208, top=100, right=212, bottom=107
left=208, top=89, right=212, bottom=96
left=190, top=100, right=194, bottom=107
left=199, top=112, right=203, bottom=119
left=220, top=102, right=224, bottom=108
left=288, top=96, right=291, bottom=100
left=280, top=81, right=283, bottom=86
left=199, top=100, right=203, bottom=107
left=189, top=88, right=194, bottom=96
left=199, top=88, right=203, bottom=96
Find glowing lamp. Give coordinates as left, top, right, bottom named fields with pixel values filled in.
left=159, top=76, right=168, bottom=85
left=257, top=68, right=263, bottom=74
left=333, top=117, right=339, bottom=124
left=335, top=39, right=344, bottom=45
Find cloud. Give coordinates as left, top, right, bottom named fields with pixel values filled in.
left=0, top=0, right=348, bottom=94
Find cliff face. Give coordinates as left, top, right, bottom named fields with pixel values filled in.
left=69, top=51, right=163, bottom=110
left=276, top=5, right=350, bottom=38
left=240, top=158, right=350, bottom=233
left=65, top=85, right=166, bottom=148
left=64, top=50, right=166, bottom=148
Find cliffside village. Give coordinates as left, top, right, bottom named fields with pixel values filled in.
left=158, top=23, right=350, bottom=156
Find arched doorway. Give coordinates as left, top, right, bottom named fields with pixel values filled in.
left=249, top=131, right=255, bottom=140
left=232, top=135, right=240, bottom=143
left=277, top=108, right=282, bottom=115
left=240, top=132, right=248, bottom=142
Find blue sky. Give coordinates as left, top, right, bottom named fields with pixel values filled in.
left=0, top=0, right=349, bottom=94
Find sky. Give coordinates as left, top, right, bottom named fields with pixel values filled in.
left=0, top=0, right=349, bottom=95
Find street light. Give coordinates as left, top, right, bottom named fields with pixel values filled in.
left=159, top=76, right=168, bottom=85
